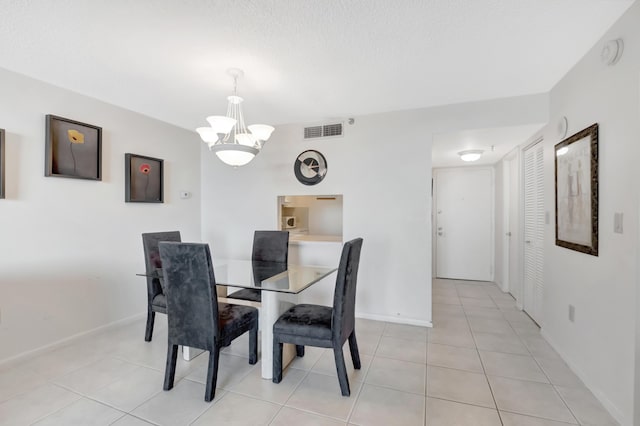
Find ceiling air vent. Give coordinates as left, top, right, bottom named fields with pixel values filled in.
left=323, top=123, right=342, bottom=137
left=303, top=122, right=343, bottom=139
left=304, top=126, right=323, bottom=139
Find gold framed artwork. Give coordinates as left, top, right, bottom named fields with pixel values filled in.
left=554, top=123, right=598, bottom=256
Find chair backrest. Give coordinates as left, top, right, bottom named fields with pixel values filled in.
left=252, top=230, right=289, bottom=263
left=252, top=261, right=288, bottom=285
left=159, top=242, right=219, bottom=350
left=142, top=231, right=181, bottom=298
left=332, top=238, right=364, bottom=343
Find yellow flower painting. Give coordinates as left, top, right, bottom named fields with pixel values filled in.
left=67, top=129, right=85, bottom=144
left=67, top=129, right=86, bottom=173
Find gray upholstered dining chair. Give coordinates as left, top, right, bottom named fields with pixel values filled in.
left=141, top=231, right=181, bottom=342
left=159, top=242, right=258, bottom=402
left=226, top=230, right=289, bottom=303
left=272, top=238, right=363, bottom=396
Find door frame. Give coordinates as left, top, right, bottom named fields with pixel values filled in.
left=501, top=148, right=520, bottom=297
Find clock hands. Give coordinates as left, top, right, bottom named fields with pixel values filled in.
left=301, top=158, right=320, bottom=176
left=294, top=150, right=327, bottom=185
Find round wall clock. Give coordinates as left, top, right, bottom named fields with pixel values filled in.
left=294, top=150, right=327, bottom=185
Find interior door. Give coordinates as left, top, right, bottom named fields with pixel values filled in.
left=523, top=141, right=544, bottom=323
left=502, top=151, right=522, bottom=303
left=435, top=168, right=493, bottom=281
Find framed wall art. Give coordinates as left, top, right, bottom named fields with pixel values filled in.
left=555, top=123, right=598, bottom=256
left=0, top=128, right=5, bottom=199
left=125, top=153, right=164, bottom=203
left=45, top=115, right=102, bottom=180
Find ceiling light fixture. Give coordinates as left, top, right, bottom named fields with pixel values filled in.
left=196, top=68, right=274, bottom=167
left=458, top=149, right=484, bottom=162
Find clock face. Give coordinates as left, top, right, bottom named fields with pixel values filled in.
left=294, top=150, right=327, bottom=186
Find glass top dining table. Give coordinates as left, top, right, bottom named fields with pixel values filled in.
left=139, top=260, right=337, bottom=379
left=212, top=259, right=337, bottom=294
left=140, top=260, right=337, bottom=294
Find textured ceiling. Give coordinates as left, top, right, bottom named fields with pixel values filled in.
left=0, top=0, right=634, bottom=132
left=432, top=124, right=545, bottom=168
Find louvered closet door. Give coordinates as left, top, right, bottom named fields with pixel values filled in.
left=523, top=141, right=544, bottom=324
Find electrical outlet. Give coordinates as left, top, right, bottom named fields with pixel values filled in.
left=568, top=305, right=575, bottom=322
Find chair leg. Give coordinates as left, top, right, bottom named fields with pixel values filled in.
left=348, top=331, right=361, bottom=369
left=273, top=340, right=283, bottom=383
left=144, top=310, right=155, bottom=342
left=204, top=347, right=221, bottom=402
left=296, top=345, right=305, bottom=357
left=249, top=325, right=258, bottom=365
left=333, top=344, right=350, bottom=396
left=163, top=344, right=179, bottom=391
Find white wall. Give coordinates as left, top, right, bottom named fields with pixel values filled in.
left=201, top=94, right=547, bottom=325
left=537, top=3, right=640, bottom=424
left=0, top=68, right=201, bottom=363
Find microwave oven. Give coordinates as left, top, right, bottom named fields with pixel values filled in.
left=283, top=216, right=296, bottom=229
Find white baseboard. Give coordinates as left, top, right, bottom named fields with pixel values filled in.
left=0, top=313, right=146, bottom=370
left=540, top=328, right=627, bottom=426
left=356, top=312, right=432, bottom=328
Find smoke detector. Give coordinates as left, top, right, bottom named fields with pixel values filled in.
left=601, top=39, right=623, bottom=66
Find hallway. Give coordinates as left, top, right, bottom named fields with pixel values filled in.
left=430, top=278, right=617, bottom=425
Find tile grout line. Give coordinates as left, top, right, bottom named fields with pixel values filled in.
left=506, top=310, right=581, bottom=425
left=474, top=281, right=581, bottom=425
left=344, top=322, right=387, bottom=425
left=458, top=282, right=505, bottom=426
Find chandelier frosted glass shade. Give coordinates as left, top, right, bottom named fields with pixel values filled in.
left=206, top=115, right=237, bottom=134
left=247, top=124, right=275, bottom=141
left=196, top=127, right=219, bottom=145
left=196, top=69, right=274, bottom=167
left=235, top=132, right=256, bottom=147
left=210, top=143, right=259, bottom=167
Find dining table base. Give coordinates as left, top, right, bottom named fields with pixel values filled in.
left=260, top=290, right=297, bottom=379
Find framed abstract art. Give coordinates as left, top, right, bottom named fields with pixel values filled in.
left=45, top=115, right=102, bottom=180
left=125, top=153, right=164, bottom=203
left=555, top=123, right=598, bottom=256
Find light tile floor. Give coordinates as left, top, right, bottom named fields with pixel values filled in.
left=0, top=279, right=619, bottom=425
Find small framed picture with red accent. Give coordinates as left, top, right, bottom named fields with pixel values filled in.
left=125, top=153, right=164, bottom=203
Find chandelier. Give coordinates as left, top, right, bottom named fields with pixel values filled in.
left=196, top=68, right=274, bottom=167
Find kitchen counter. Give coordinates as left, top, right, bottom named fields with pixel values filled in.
left=289, top=234, right=342, bottom=243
